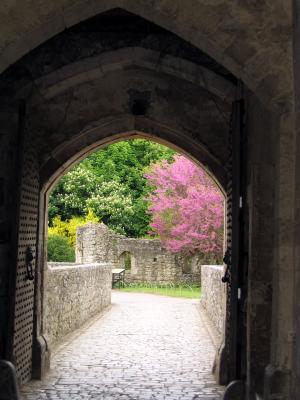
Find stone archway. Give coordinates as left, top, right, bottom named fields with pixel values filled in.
left=0, top=5, right=292, bottom=399
left=38, top=127, right=230, bottom=377
left=118, top=251, right=133, bottom=272
left=0, top=2, right=291, bottom=109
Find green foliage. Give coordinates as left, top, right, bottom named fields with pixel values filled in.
left=49, top=139, right=175, bottom=237
left=47, top=234, right=75, bottom=262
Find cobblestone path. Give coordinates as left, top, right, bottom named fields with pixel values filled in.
left=21, top=292, right=224, bottom=400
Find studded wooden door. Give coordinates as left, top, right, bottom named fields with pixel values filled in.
left=10, top=104, right=40, bottom=384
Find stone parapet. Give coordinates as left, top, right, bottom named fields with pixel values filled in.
left=200, top=265, right=225, bottom=338
left=44, top=262, right=112, bottom=348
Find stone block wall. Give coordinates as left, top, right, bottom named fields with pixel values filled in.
left=76, top=223, right=201, bottom=284
left=200, top=265, right=225, bottom=337
left=44, top=262, right=111, bottom=348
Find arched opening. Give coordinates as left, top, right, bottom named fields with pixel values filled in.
left=36, top=133, right=224, bottom=396
left=43, top=130, right=226, bottom=197
left=119, top=252, right=132, bottom=271
left=38, top=133, right=228, bottom=391
left=9, top=8, right=238, bottom=389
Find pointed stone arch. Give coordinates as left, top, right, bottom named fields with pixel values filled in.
left=0, top=3, right=292, bottom=108
left=0, top=4, right=293, bottom=399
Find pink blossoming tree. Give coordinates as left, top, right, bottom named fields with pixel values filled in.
left=145, top=155, right=224, bottom=261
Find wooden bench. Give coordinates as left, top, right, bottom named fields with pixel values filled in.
left=112, top=268, right=125, bottom=288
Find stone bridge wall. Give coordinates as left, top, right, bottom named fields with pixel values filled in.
left=44, top=262, right=111, bottom=348
left=200, top=265, right=225, bottom=338
left=76, top=223, right=201, bottom=284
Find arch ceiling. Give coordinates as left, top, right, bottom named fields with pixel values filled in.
left=0, top=1, right=292, bottom=110
left=33, top=60, right=231, bottom=190
left=0, top=13, right=234, bottom=192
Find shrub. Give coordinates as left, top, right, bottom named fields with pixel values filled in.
left=47, top=234, right=75, bottom=262
left=48, top=208, right=99, bottom=247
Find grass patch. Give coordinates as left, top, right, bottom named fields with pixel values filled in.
left=115, top=282, right=201, bottom=299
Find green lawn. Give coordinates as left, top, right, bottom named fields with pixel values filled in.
left=114, top=283, right=201, bottom=299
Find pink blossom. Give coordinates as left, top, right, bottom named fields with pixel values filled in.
left=145, top=155, right=224, bottom=258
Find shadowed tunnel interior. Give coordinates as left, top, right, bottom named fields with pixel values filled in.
left=0, top=3, right=298, bottom=399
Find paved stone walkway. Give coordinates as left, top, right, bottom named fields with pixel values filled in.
left=21, top=292, right=224, bottom=399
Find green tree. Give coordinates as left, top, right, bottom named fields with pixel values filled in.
left=49, top=139, right=175, bottom=237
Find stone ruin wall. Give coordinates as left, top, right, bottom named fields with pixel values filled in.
left=76, top=223, right=202, bottom=284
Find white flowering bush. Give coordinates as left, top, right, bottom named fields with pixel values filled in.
left=87, top=181, right=134, bottom=235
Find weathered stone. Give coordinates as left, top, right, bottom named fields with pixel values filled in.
left=200, top=265, right=225, bottom=339
left=21, top=292, right=225, bottom=400
left=44, top=262, right=111, bottom=349
left=0, top=1, right=292, bottom=108
left=222, top=380, right=245, bottom=400
left=0, top=360, right=20, bottom=400
left=76, top=222, right=202, bottom=284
